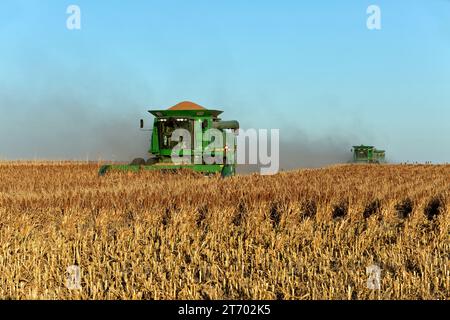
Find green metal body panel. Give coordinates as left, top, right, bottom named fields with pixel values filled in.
left=99, top=105, right=239, bottom=177
left=99, top=163, right=235, bottom=177
left=151, top=126, right=159, bottom=154
left=99, top=163, right=224, bottom=174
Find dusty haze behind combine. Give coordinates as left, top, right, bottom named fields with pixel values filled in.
left=0, top=98, right=354, bottom=170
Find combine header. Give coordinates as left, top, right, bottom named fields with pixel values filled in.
left=351, top=145, right=386, bottom=163
left=99, top=101, right=239, bottom=177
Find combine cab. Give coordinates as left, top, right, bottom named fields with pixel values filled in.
left=99, top=101, right=239, bottom=177
left=351, top=145, right=386, bottom=164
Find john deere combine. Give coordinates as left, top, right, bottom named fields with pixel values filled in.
left=99, top=101, right=239, bottom=177
left=351, top=145, right=386, bottom=163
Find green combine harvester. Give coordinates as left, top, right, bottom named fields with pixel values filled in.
left=351, top=145, right=386, bottom=163
left=99, top=101, right=239, bottom=177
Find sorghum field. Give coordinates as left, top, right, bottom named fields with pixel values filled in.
left=0, top=162, right=448, bottom=299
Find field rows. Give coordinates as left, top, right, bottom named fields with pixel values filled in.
left=0, top=163, right=448, bottom=299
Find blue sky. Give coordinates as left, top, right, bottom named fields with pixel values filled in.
left=0, top=0, right=449, bottom=163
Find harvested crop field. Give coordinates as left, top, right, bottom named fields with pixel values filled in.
left=0, top=162, right=448, bottom=299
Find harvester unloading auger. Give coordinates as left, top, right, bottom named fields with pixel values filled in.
left=99, top=101, right=240, bottom=177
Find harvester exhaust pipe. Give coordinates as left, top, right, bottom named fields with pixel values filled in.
left=212, top=120, right=240, bottom=130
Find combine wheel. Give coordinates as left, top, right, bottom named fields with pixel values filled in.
left=146, top=158, right=158, bottom=165
left=130, top=158, right=146, bottom=165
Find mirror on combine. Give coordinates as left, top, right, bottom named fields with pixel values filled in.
left=140, top=119, right=144, bottom=129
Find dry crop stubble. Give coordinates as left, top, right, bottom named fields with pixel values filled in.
left=0, top=162, right=448, bottom=299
